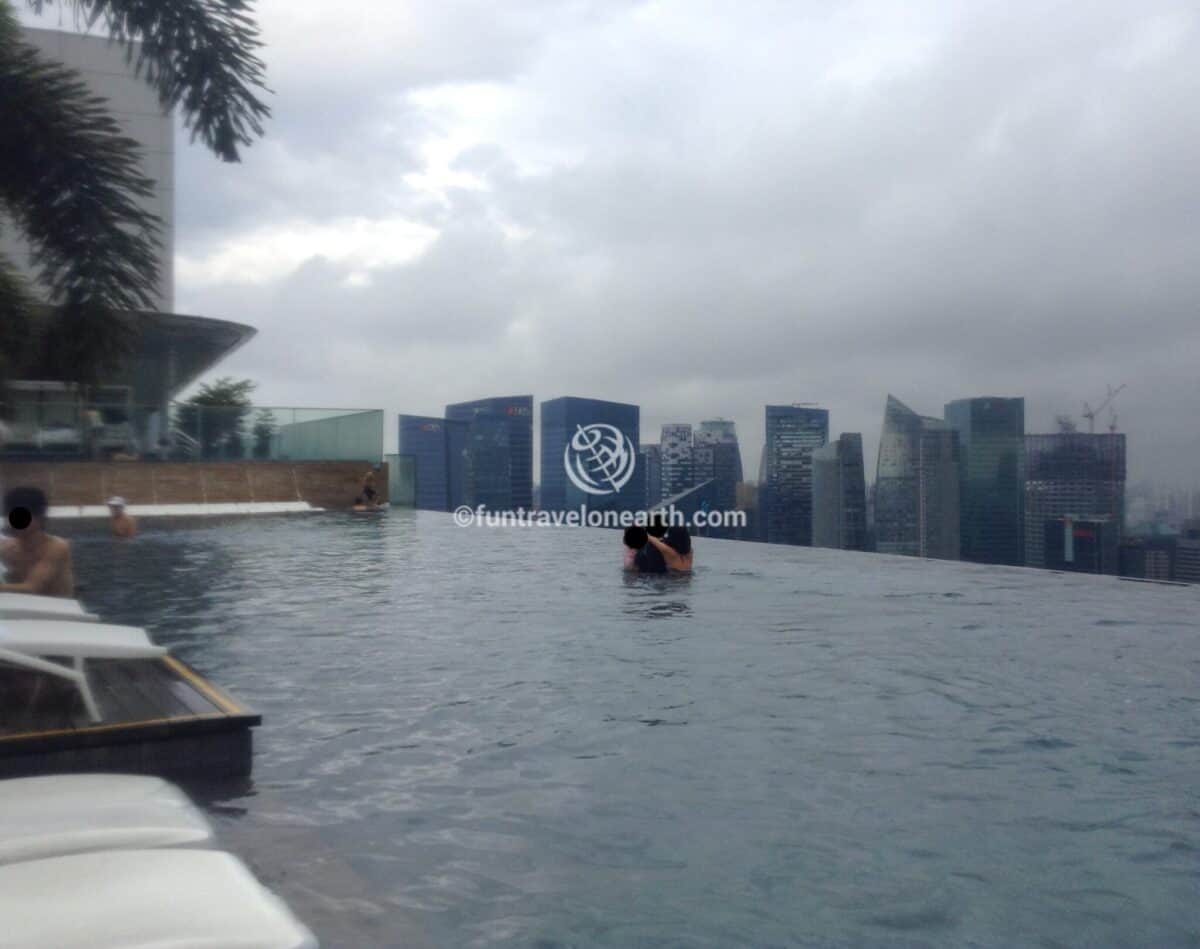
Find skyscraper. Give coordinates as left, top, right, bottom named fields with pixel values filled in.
left=812, top=433, right=867, bottom=551
left=694, top=420, right=743, bottom=481
left=398, top=414, right=468, bottom=511
left=0, top=28, right=174, bottom=310
left=1044, top=517, right=1112, bottom=573
left=1024, top=433, right=1126, bottom=572
left=874, top=395, right=961, bottom=559
left=1177, top=520, right=1200, bottom=584
left=660, top=424, right=694, bottom=499
left=763, top=405, right=829, bottom=546
left=540, top=397, right=643, bottom=513
left=693, top=419, right=743, bottom=518
left=640, top=444, right=663, bottom=508
left=944, top=397, right=1025, bottom=565
left=445, top=395, right=534, bottom=511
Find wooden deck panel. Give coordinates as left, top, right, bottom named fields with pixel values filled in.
left=0, top=656, right=260, bottom=779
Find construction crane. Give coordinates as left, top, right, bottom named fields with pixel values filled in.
left=1082, top=384, right=1125, bottom=434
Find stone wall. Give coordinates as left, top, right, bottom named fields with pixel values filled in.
left=0, top=461, right=388, bottom=511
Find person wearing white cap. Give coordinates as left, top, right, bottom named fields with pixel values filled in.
left=107, top=496, right=137, bottom=538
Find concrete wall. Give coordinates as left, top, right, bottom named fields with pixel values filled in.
left=0, top=461, right=387, bottom=511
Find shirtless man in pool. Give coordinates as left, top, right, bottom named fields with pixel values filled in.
left=0, top=486, right=75, bottom=598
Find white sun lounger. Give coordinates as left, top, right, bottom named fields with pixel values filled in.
left=0, top=619, right=167, bottom=722
left=0, top=849, right=318, bottom=948
left=0, top=593, right=99, bottom=622
left=0, top=774, right=213, bottom=866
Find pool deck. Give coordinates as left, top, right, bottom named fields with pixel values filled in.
left=0, top=656, right=260, bottom=779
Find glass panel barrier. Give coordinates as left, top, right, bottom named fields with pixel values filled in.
left=0, top=402, right=384, bottom=463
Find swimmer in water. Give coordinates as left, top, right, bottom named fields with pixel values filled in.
left=645, top=524, right=693, bottom=573
left=634, top=513, right=670, bottom=574
left=107, top=496, right=137, bottom=538
left=622, top=524, right=648, bottom=570
left=1, top=486, right=75, bottom=598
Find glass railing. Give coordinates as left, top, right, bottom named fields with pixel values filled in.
left=0, top=402, right=384, bottom=463
left=384, top=453, right=416, bottom=506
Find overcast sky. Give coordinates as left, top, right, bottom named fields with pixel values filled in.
left=29, top=0, right=1200, bottom=486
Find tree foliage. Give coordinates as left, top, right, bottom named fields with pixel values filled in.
left=174, top=376, right=256, bottom=458
left=29, top=0, right=270, bottom=162
left=0, top=0, right=269, bottom=387
left=251, top=407, right=276, bottom=458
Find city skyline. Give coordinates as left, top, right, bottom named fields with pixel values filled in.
left=17, top=3, right=1197, bottom=491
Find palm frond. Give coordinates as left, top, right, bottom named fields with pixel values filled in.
left=0, top=7, right=162, bottom=311
left=38, top=301, right=140, bottom=385
left=29, top=0, right=271, bottom=162
left=0, top=251, right=36, bottom=385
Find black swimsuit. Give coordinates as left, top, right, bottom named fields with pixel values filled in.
left=634, top=543, right=668, bottom=574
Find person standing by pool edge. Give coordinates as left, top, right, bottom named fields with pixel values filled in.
left=0, top=486, right=75, bottom=597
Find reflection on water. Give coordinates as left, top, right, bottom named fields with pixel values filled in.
left=62, top=511, right=1200, bottom=948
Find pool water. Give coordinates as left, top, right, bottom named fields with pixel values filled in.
left=66, top=511, right=1199, bottom=947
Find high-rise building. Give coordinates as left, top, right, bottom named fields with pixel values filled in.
left=812, top=433, right=868, bottom=551
left=1118, top=537, right=1175, bottom=581
left=660, top=424, right=694, bottom=499
left=1044, top=517, right=1112, bottom=574
left=875, top=395, right=961, bottom=559
left=540, top=397, right=642, bottom=513
left=1174, top=519, right=1200, bottom=584
left=1024, top=433, right=1125, bottom=572
left=640, top=444, right=663, bottom=508
left=398, top=414, right=468, bottom=511
left=0, top=28, right=257, bottom=456
left=763, top=405, right=829, bottom=546
left=445, top=395, right=534, bottom=511
left=1, top=28, right=174, bottom=311
left=944, top=397, right=1025, bottom=566
left=694, top=420, right=743, bottom=480
left=693, top=419, right=743, bottom=524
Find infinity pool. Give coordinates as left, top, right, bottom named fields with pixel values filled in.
left=66, top=511, right=1199, bottom=947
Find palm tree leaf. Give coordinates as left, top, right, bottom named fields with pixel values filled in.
left=28, top=0, right=271, bottom=162
left=0, top=251, right=36, bottom=385
left=0, top=6, right=162, bottom=313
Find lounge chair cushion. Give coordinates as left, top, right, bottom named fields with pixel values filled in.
left=0, top=849, right=317, bottom=949
left=0, top=593, right=98, bottom=623
left=0, top=620, right=165, bottom=659
left=0, top=774, right=212, bottom=865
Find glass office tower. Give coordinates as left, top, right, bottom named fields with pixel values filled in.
left=398, top=414, right=468, bottom=511
left=1024, top=433, right=1125, bottom=572
left=445, top=395, right=534, bottom=511
left=875, top=395, right=960, bottom=559
left=693, top=419, right=743, bottom=528
left=660, top=424, right=694, bottom=499
left=640, top=444, right=663, bottom=508
left=540, top=397, right=643, bottom=513
left=944, top=397, right=1025, bottom=565
left=763, top=405, right=829, bottom=546
left=812, top=433, right=868, bottom=551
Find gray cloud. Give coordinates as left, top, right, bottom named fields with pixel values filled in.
left=159, top=0, right=1198, bottom=486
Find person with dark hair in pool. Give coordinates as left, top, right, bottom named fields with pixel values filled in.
left=633, top=513, right=669, bottom=574
left=1, top=486, right=75, bottom=597
left=645, top=524, right=693, bottom=573
left=622, top=525, right=648, bottom=570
